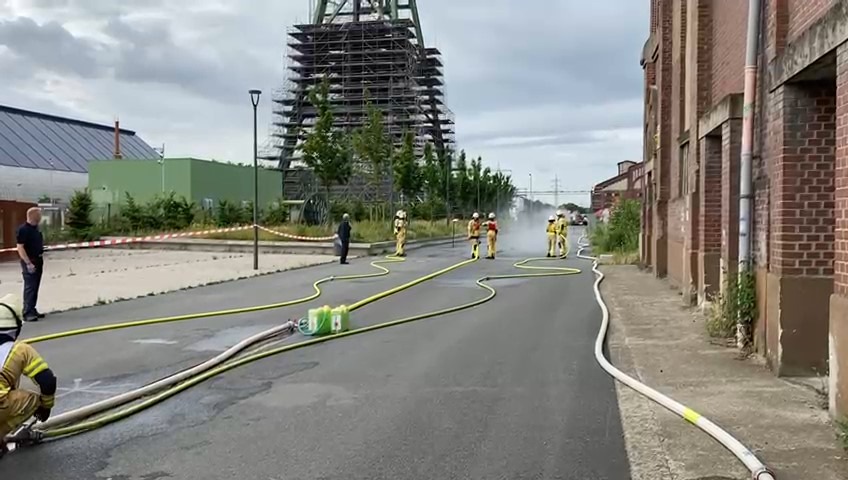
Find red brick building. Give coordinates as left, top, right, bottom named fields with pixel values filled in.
left=591, top=161, right=644, bottom=212
left=640, top=0, right=848, bottom=416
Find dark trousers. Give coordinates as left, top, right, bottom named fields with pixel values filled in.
left=20, top=259, right=43, bottom=318
left=339, top=240, right=350, bottom=263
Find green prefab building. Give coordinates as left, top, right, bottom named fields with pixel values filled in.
left=88, top=158, right=283, bottom=211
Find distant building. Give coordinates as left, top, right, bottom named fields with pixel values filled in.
left=88, top=158, right=283, bottom=221
left=591, top=160, right=644, bottom=213
left=0, top=104, right=159, bottom=203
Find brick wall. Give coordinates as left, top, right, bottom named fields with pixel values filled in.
left=769, top=82, right=836, bottom=277
left=701, top=135, right=722, bottom=254
left=710, top=0, right=747, bottom=104
left=756, top=0, right=775, bottom=267
left=657, top=0, right=673, bottom=203
left=836, top=44, right=848, bottom=296
left=787, top=0, right=835, bottom=42
left=766, top=0, right=789, bottom=61
left=671, top=0, right=687, bottom=156
left=722, top=119, right=742, bottom=268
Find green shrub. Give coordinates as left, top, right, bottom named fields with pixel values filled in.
left=263, top=200, right=289, bottom=225
left=590, top=200, right=640, bottom=254
left=706, top=268, right=757, bottom=341
left=66, top=189, right=95, bottom=240
left=216, top=199, right=248, bottom=227
left=330, top=200, right=368, bottom=222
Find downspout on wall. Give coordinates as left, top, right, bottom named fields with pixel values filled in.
left=737, top=0, right=762, bottom=348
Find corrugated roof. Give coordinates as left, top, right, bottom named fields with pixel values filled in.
left=0, top=105, right=160, bottom=173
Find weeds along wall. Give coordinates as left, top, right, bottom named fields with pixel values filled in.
left=88, top=158, right=283, bottom=218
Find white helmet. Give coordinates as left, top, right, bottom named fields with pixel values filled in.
left=396, top=210, right=403, bottom=218
left=0, top=293, right=24, bottom=340
left=556, top=209, right=564, bottom=217
left=472, top=212, right=480, bottom=219
left=488, top=213, right=495, bottom=219
left=548, top=215, right=556, bottom=221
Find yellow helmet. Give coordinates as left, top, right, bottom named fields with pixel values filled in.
left=0, top=293, right=24, bottom=339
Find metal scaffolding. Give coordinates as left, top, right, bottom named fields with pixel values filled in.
left=268, top=0, right=454, bottom=201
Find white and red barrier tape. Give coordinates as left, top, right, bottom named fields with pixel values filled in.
left=257, top=225, right=335, bottom=242
left=0, top=224, right=339, bottom=254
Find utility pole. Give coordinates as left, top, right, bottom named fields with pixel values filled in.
left=553, top=174, right=559, bottom=209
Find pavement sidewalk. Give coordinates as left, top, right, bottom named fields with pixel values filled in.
left=601, top=266, right=848, bottom=480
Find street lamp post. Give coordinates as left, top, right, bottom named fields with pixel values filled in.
left=528, top=173, right=534, bottom=212
left=249, top=89, right=262, bottom=271
left=155, top=144, right=166, bottom=193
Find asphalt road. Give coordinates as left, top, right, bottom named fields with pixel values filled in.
left=2, top=227, right=632, bottom=479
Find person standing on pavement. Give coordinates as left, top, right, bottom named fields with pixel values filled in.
left=15, top=208, right=45, bottom=322
left=336, top=213, right=352, bottom=265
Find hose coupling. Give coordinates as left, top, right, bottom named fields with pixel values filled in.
left=753, top=467, right=776, bottom=480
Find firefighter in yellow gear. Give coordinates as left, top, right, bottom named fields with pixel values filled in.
left=555, top=210, right=569, bottom=257
left=483, top=213, right=498, bottom=259
left=546, top=215, right=557, bottom=257
left=393, top=210, right=408, bottom=257
left=467, top=212, right=482, bottom=259
left=0, top=293, right=56, bottom=456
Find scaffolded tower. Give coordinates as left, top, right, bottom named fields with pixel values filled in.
left=270, top=0, right=455, bottom=201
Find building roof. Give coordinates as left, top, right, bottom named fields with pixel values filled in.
left=0, top=105, right=159, bottom=173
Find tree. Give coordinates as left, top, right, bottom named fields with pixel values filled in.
left=299, top=78, right=352, bottom=202
left=393, top=130, right=422, bottom=203
left=560, top=202, right=589, bottom=215
left=352, top=97, right=391, bottom=197
left=421, top=143, right=441, bottom=200
left=67, top=189, right=94, bottom=240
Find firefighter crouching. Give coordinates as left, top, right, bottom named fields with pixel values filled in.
left=546, top=215, right=557, bottom=257
left=484, top=213, right=498, bottom=259
left=393, top=210, right=408, bottom=257
left=555, top=210, right=569, bottom=257
left=467, top=212, right=482, bottom=259
left=0, top=293, right=56, bottom=457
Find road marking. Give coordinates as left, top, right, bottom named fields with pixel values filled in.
left=132, top=338, right=179, bottom=345
left=56, top=378, right=137, bottom=398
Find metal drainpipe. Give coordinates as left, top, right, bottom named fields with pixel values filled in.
left=737, top=0, right=762, bottom=346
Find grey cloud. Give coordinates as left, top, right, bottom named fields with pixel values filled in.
left=0, top=16, right=104, bottom=77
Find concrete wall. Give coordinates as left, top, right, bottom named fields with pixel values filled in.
left=0, top=165, right=87, bottom=204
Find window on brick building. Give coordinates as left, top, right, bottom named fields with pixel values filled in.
left=678, top=142, right=689, bottom=196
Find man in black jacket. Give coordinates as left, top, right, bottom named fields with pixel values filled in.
left=15, top=208, right=45, bottom=322
left=336, top=213, right=352, bottom=265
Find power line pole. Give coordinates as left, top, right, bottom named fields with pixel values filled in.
left=553, top=174, right=559, bottom=208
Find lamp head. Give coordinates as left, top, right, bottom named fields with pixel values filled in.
left=249, top=89, right=262, bottom=107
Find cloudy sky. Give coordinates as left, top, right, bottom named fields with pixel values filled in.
left=0, top=0, right=648, bottom=207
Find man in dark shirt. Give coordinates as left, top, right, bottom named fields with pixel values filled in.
left=16, top=208, right=45, bottom=322
left=336, top=213, right=352, bottom=265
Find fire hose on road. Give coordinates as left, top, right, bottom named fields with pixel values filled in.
left=575, top=236, right=776, bottom=480
left=13, top=250, right=580, bottom=440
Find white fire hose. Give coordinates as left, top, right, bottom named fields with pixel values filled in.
left=576, top=236, right=776, bottom=480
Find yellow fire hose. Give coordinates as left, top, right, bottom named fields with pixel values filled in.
left=35, top=251, right=580, bottom=440
left=24, top=255, right=412, bottom=345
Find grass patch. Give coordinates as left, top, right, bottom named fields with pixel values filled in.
left=837, top=418, right=848, bottom=451
left=205, top=220, right=456, bottom=244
